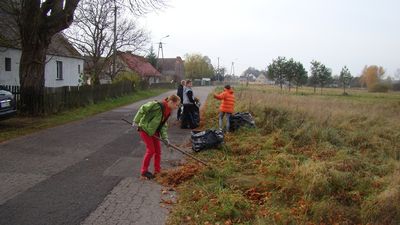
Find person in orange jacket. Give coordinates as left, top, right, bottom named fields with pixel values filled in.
left=213, top=85, right=235, bottom=132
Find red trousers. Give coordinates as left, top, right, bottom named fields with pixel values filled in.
left=139, top=131, right=161, bottom=174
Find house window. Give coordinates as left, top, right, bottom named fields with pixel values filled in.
left=56, top=61, right=63, bottom=80
left=78, top=64, right=81, bottom=74
left=5, top=57, right=11, bottom=71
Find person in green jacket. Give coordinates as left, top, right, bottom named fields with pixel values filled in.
left=133, top=94, right=181, bottom=179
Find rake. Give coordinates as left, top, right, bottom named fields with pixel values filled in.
left=121, top=118, right=209, bottom=167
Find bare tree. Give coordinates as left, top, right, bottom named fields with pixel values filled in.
left=0, top=0, right=166, bottom=115
left=127, top=0, right=167, bottom=16
left=65, top=0, right=149, bottom=84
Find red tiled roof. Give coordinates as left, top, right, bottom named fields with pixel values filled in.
left=119, top=52, right=161, bottom=77
left=156, top=57, right=184, bottom=72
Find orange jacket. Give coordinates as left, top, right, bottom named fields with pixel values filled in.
left=214, top=88, right=235, bottom=113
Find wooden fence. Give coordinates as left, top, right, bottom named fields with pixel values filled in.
left=0, top=81, right=176, bottom=115
left=43, top=81, right=135, bottom=114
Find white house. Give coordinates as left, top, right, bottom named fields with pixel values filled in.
left=0, top=33, right=84, bottom=87
left=255, top=74, right=275, bottom=85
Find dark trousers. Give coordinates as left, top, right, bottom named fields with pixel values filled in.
left=177, top=105, right=183, bottom=120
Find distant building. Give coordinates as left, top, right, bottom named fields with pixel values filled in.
left=224, top=75, right=238, bottom=82
left=256, top=74, right=275, bottom=85
left=239, top=74, right=256, bottom=83
left=255, top=74, right=266, bottom=83
left=116, top=51, right=161, bottom=84
left=201, top=78, right=211, bottom=86
left=156, top=57, right=185, bottom=82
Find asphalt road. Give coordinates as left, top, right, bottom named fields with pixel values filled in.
left=0, top=86, right=214, bottom=225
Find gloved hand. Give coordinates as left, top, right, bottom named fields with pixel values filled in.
left=132, top=122, right=142, bottom=131
left=163, top=138, right=170, bottom=146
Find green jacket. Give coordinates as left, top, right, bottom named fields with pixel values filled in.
left=133, top=101, right=168, bottom=140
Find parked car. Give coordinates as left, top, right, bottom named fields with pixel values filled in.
left=0, top=87, right=17, bottom=120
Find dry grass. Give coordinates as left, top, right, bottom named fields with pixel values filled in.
left=361, top=168, right=400, bottom=225
left=236, top=86, right=400, bottom=125
left=166, top=85, right=400, bottom=225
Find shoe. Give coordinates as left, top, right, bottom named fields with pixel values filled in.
left=141, top=171, right=155, bottom=180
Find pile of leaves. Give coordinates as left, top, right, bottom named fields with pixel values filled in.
left=157, top=163, right=203, bottom=187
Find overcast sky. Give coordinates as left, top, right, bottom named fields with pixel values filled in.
left=138, top=0, right=400, bottom=77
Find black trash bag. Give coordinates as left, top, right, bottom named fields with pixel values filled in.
left=192, top=105, right=200, bottom=128
left=191, top=129, right=224, bottom=152
left=181, top=104, right=200, bottom=129
left=192, top=100, right=201, bottom=128
left=229, top=112, right=256, bottom=132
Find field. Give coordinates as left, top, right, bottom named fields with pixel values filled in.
left=163, top=86, right=400, bottom=225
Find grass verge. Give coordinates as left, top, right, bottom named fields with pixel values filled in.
left=164, top=86, right=400, bottom=225
left=0, top=89, right=168, bottom=143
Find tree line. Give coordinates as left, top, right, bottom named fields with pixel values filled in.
left=179, top=53, right=397, bottom=95
left=241, top=57, right=396, bottom=94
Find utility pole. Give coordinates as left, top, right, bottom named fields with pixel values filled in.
left=231, top=61, right=235, bottom=76
left=112, top=0, right=117, bottom=79
left=156, top=35, right=169, bottom=72
left=217, top=57, right=220, bottom=81
left=157, top=42, right=164, bottom=59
